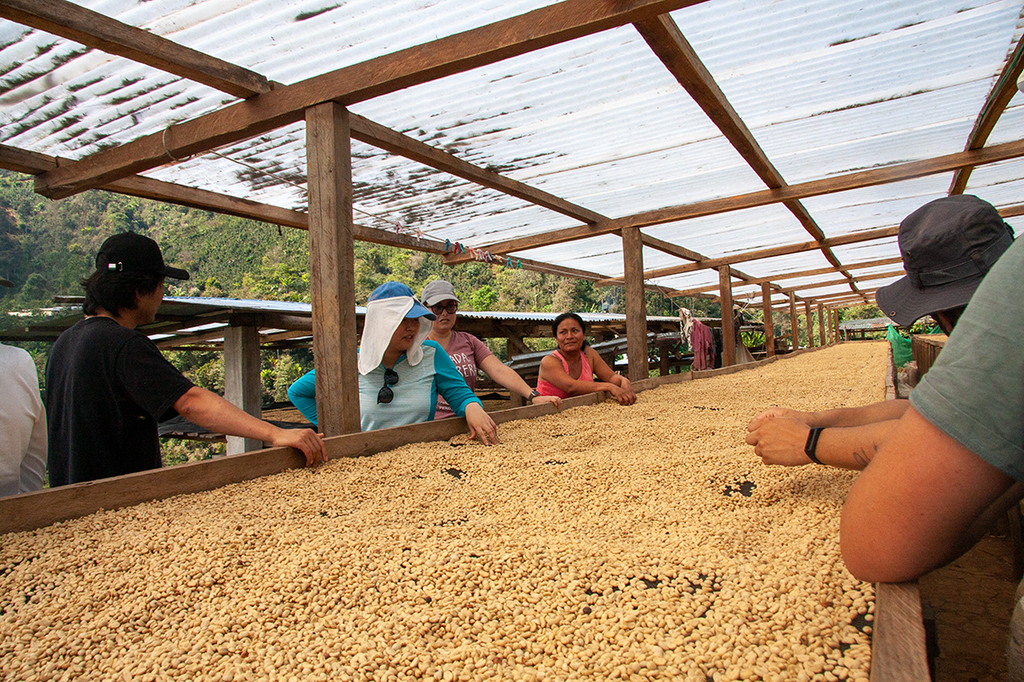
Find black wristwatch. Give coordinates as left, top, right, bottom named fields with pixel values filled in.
left=528, top=390, right=541, bottom=402
left=804, top=427, right=825, bottom=465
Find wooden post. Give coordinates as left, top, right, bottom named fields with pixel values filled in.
left=789, top=293, right=799, bottom=351
left=818, top=303, right=827, bottom=347
left=832, top=308, right=840, bottom=344
left=306, top=102, right=361, bottom=437
left=761, top=282, right=775, bottom=358
left=623, top=227, right=648, bottom=382
left=805, top=301, right=814, bottom=348
left=719, top=266, right=736, bottom=367
left=223, top=324, right=262, bottom=455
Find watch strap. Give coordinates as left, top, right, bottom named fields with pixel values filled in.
left=804, top=426, right=825, bottom=465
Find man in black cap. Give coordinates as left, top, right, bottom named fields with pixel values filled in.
left=745, top=194, right=1014, bottom=470
left=46, top=232, right=325, bottom=486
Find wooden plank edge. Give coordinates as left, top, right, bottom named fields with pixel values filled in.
left=0, top=395, right=601, bottom=535
left=870, top=581, right=931, bottom=682
left=0, top=343, right=872, bottom=535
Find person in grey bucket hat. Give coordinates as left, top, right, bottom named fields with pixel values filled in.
left=876, top=194, right=1015, bottom=332
left=744, top=194, right=1014, bottom=474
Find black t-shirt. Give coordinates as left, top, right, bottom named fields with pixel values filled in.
left=46, top=317, right=195, bottom=486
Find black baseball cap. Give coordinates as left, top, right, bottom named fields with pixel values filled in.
left=96, top=232, right=190, bottom=280
left=876, top=195, right=1013, bottom=326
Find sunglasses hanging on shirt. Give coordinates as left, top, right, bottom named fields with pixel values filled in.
left=377, top=368, right=400, bottom=404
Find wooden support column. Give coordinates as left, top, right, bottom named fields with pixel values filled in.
left=761, top=282, right=775, bottom=358
left=719, top=266, right=736, bottom=367
left=818, top=303, right=827, bottom=346
left=623, top=227, right=648, bottom=382
left=789, top=293, right=799, bottom=351
left=306, top=102, right=361, bottom=437
left=832, top=309, right=840, bottom=344
left=223, top=324, right=262, bottom=455
left=805, top=301, right=814, bottom=348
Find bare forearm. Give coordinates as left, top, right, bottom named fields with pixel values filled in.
left=807, top=400, right=910, bottom=428
left=175, top=387, right=277, bottom=443
left=485, top=361, right=534, bottom=400
left=813, top=421, right=900, bottom=470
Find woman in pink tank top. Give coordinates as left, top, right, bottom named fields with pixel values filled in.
left=536, top=312, right=636, bottom=405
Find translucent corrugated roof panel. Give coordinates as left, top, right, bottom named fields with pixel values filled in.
left=0, top=0, right=1022, bottom=303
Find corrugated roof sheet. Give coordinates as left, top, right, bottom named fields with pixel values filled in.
left=2, top=0, right=1022, bottom=305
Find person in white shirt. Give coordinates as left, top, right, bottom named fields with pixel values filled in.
left=0, top=276, right=47, bottom=496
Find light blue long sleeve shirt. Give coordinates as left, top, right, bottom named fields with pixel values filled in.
left=287, top=340, right=482, bottom=431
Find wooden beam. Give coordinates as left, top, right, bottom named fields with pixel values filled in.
left=462, top=138, right=1024, bottom=261
left=623, top=228, right=648, bottom=381
left=639, top=231, right=704, bottom=262
left=761, top=283, right=775, bottom=358
left=353, top=114, right=603, bottom=226
left=804, top=301, right=814, bottom=348
left=223, top=325, right=263, bottom=455
left=0, top=144, right=458, bottom=254
left=599, top=226, right=900, bottom=285
left=818, top=304, right=826, bottom=346
left=609, top=230, right=784, bottom=299
left=950, top=32, right=1024, bottom=195
left=667, top=257, right=904, bottom=298
left=719, top=266, right=735, bottom=367
left=814, top=289, right=882, bottom=304
left=306, top=103, right=361, bottom=437
left=871, top=582, right=931, bottom=682
left=739, top=270, right=905, bottom=301
left=34, top=0, right=708, bottom=199
left=634, top=13, right=849, bottom=277
left=788, top=293, right=798, bottom=351
left=0, top=0, right=270, bottom=99
left=0, top=144, right=57, bottom=175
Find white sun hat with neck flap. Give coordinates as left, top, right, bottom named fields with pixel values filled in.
left=358, top=281, right=436, bottom=375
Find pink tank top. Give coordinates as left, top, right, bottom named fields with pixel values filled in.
left=536, top=349, right=594, bottom=399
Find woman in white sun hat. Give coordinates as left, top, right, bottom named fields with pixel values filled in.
left=289, top=281, right=498, bottom=444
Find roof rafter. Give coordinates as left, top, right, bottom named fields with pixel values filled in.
left=949, top=31, right=1024, bottom=195
left=668, top=256, right=904, bottom=297
left=637, top=231, right=787, bottom=297
left=31, top=0, right=708, bottom=200
left=349, top=114, right=604, bottom=225
left=0, top=0, right=271, bottom=99
left=740, top=270, right=904, bottom=300
left=596, top=225, right=900, bottom=285
left=634, top=13, right=854, bottom=286
left=454, top=137, right=1024, bottom=263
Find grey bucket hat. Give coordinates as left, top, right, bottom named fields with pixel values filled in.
left=875, top=195, right=1014, bottom=327
left=420, top=279, right=460, bottom=308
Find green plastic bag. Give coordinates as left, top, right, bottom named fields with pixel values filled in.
left=886, top=325, right=913, bottom=368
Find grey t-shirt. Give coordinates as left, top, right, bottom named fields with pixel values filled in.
left=910, top=237, right=1024, bottom=480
